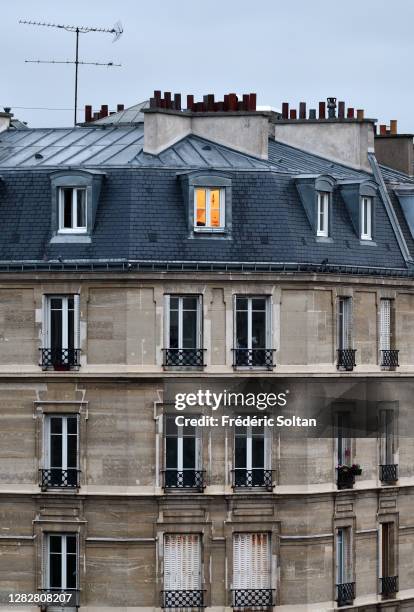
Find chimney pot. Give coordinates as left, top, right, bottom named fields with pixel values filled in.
left=299, top=102, right=306, bottom=119
left=100, top=104, right=108, bottom=118
left=289, top=109, right=297, bottom=120
left=309, top=109, right=316, bottom=119
left=357, top=109, right=364, bottom=121
left=347, top=107, right=355, bottom=119
left=282, top=102, right=289, bottom=119
left=187, top=95, right=194, bottom=111
left=380, top=124, right=387, bottom=135
left=174, top=93, right=182, bottom=111
left=228, top=93, right=238, bottom=112
left=85, top=105, right=92, bottom=123
left=93, top=111, right=100, bottom=120
left=390, top=119, right=397, bottom=135
left=242, top=94, right=249, bottom=111
left=338, top=101, right=345, bottom=119
left=249, top=93, right=257, bottom=111
left=318, top=102, right=326, bottom=119
left=164, top=92, right=172, bottom=109
left=117, top=104, right=124, bottom=112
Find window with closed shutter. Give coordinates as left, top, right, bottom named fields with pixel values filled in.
left=380, top=299, right=391, bottom=351
left=164, top=534, right=201, bottom=591
left=379, top=409, right=395, bottom=465
left=233, top=533, right=271, bottom=590
left=338, top=298, right=352, bottom=350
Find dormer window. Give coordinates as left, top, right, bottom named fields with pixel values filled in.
left=194, top=187, right=225, bottom=230
left=361, top=196, right=372, bottom=240
left=317, top=192, right=329, bottom=237
left=59, top=187, right=87, bottom=233
left=180, top=173, right=232, bottom=239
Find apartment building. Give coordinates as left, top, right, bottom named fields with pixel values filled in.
left=1, top=92, right=414, bottom=611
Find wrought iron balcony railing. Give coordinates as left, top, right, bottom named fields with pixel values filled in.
left=336, top=466, right=355, bottom=490
left=39, top=468, right=81, bottom=490
left=38, top=588, right=80, bottom=607
left=40, top=348, right=81, bottom=371
left=163, top=469, right=205, bottom=492
left=337, top=349, right=357, bottom=371
left=232, top=589, right=275, bottom=609
left=336, top=582, right=355, bottom=607
left=380, top=464, right=398, bottom=483
left=162, top=589, right=205, bottom=608
left=232, top=469, right=274, bottom=491
left=232, top=348, right=276, bottom=370
left=163, top=348, right=206, bottom=367
left=380, top=575, right=398, bottom=596
left=381, top=349, right=399, bottom=368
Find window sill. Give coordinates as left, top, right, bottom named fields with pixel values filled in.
left=51, top=234, right=91, bottom=244
left=359, top=239, right=377, bottom=246
left=316, top=236, right=333, bottom=243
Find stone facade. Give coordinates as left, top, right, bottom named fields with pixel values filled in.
left=1, top=272, right=414, bottom=611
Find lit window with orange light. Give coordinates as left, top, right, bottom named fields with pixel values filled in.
left=194, top=187, right=224, bottom=229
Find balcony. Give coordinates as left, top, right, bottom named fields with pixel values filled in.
left=232, top=469, right=274, bottom=492
left=336, top=582, right=355, bottom=607
left=162, top=590, right=205, bottom=608
left=40, top=348, right=81, bottom=371
left=39, top=468, right=81, bottom=491
left=380, top=575, right=398, bottom=597
left=381, top=349, right=399, bottom=369
left=232, top=348, right=276, bottom=370
left=38, top=588, right=80, bottom=608
left=163, top=469, right=205, bottom=492
left=337, top=349, right=356, bottom=371
left=232, top=589, right=275, bottom=609
left=380, top=464, right=398, bottom=484
left=163, top=348, right=206, bottom=367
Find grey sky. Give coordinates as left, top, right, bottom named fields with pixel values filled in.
left=2, top=0, right=414, bottom=130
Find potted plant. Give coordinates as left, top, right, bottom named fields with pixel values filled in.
left=351, top=463, right=362, bottom=476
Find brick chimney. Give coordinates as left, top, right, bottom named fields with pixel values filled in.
left=374, top=120, right=414, bottom=176
left=272, top=98, right=376, bottom=172
left=143, top=91, right=269, bottom=159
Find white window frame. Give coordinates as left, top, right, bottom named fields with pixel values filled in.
left=44, top=415, right=79, bottom=472
left=194, top=187, right=225, bottom=230
left=234, top=296, right=272, bottom=351
left=58, top=187, right=87, bottom=234
left=165, top=415, right=202, bottom=472
left=379, top=408, right=395, bottom=466
left=338, top=297, right=352, bottom=350
left=232, top=532, right=271, bottom=590
left=336, top=527, right=352, bottom=584
left=164, top=533, right=202, bottom=591
left=164, top=295, right=202, bottom=350
left=43, top=295, right=80, bottom=351
left=380, top=299, right=391, bottom=352
left=361, top=196, right=372, bottom=240
left=45, top=533, right=78, bottom=590
left=234, top=425, right=271, bottom=471
left=317, top=191, right=329, bottom=237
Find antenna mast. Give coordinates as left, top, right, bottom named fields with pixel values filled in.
left=19, top=20, right=123, bottom=125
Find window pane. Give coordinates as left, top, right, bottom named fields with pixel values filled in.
left=166, top=437, right=178, bottom=469
left=67, top=307, right=74, bottom=350
left=236, top=310, right=248, bottom=348
left=51, top=433, right=62, bottom=468
left=50, top=552, right=62, bottom=588
left=210, top=189, right=220, bottom=227
left=67, top=434, right=77, bottom=469
left=251, top=310, right=266, bottom=348
left=49, top=535, right=62, bottom=554
left=51, top=307, right=63, bottom=351
left=182, top=437, right=196, bottom=469
left=170, top=297, right=179, bottom=310
left=76, top=189, right=86, bottom=228
left=235, top=435, right=247, bottom=468
left=236, top=297, right=248, bottom=311
left=182, top=310, right=197, bottom=348
left=67, top=417, right=77, bottom=435
left=50, top=417, right=62, bottom=434
left=169, top=309, right=179, bottom=349
left=251, top=298, right=266, bottom=311
left=62, top=189, right=73, bottom=228
left=182, top=297, right=198, bottom=311
left=66, top=552, right=77, bottom=589
left=165, top=415, right=178, bottom=436
left=66, top=535, right=77, bottom=554
left=252, top=436, right=264, bottom=468
left=195, top=189, right=206, bottom=226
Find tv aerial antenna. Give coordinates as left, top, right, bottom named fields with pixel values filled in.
left=19, top=20, right=123, bottom=125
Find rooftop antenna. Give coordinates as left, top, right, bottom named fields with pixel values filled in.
left=19, top=19, right=123, bottom=126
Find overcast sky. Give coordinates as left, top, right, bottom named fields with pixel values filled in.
left=2, top=0, right=414, bottom=130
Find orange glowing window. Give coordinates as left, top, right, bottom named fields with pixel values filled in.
left=194, top=187, right=224, bottom=229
